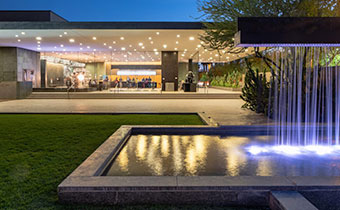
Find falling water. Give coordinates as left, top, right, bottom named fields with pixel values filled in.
left=268, top=47, right=340, bottom=146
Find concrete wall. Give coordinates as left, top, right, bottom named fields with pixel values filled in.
left=0, top=48, right=17, bottom=82
left=161, top=51, right=179, bottom=91
left=0, top=47, right=40, bottom=98
left=86, top=62, right=105, bottom=80
left=46, top=62, right=65, bottom=87
left=17, top=48, right=41, bottom=88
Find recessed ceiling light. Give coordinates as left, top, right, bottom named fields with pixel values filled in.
left=93, top=49, right=97, bottom=51
left=80, top=48, right=83, bottom=50
left=109, top=46, right=112, bottom=49
left=87, top=46, right=90, bottom=49
left=121, top=47, right=126, bottom=51
left=21, top=32, right=25, bottom=35
left=36, top=37, right=42, bottom=41
left=103, top=43, right=107, bottom=46
left=153, top=49, right=158, bottom=52
left=184, top=49, right=187, bottom=51
left=177, top=35, right=180, bottom=38
left=60, top=44, right=64, bottom=47
left=176, top=41, right=179, bottom=44
left=189, top=37, right=195, bottom=41
left=148, top=37, right=152, bottom=40
left=37, top=41, right=41, bottom=44
left=156, top=32, right=160, bottom=35
left=37, top=47, right=41, bottom=50
left=64, top=32, right=68, bottom=35
left=197, top=45, right=201, bottom=48
left=92, top=37, right=97, bottom=40
left=142, top=46, right=145, bottom=49
left=120, top=37, right=125, bottom=40
left=138, top=42, right=143, bottom=46
left=174, top=48, right=178, bottom=50
left=69, top=39, right=75, bottom=43
left=59, top=35, right=63, bottom=38
left=150, top=41, right=154, bottom=44
left=15, top=35, right=18, bottom=37
left=17, top=39, right=21, bottom=42
left=155, top=52, right=159, bottom=55
left=163, top=44, right=167, bottom=49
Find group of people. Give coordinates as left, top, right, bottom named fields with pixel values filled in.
left=112, top=76, right=155, bottom=89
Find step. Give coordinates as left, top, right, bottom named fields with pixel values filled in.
left=27, top=92, right=241, bottom=99
left=270, top=191, right=318, bottom=210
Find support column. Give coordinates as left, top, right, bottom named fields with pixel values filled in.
left=40, top=59, right=46, bottom=88
left=188, top=59, right=193, bottom=72
left=161, top=51, right=178, bottom=91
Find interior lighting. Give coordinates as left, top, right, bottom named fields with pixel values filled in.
left=36, top=37, right=42, bottom=41
left=15, top=35, right=18, bottom=37
left=92, top=37, right=97, bottom=40
left=17, top=39, right=21, bottom=42
left=117, top=70, right=156, bottom=76
left=59, top=35, right=63, bottom=37
left=109, top=46, right=112, bottom=49
left=189, top=37, right=195, bottom=41
left=177, top=34, right=180, bottom=38
left=121, top=47, right=126, bottom=51
left=60, top=44, right=64, bottom=47
left=69, top=39, right=75, bottom=43
left=153, top=49, right=158, bottom=52
left=21, top=32, right=25, bottom=35
left=176, top=41, right=179, bottom=44
left=163, top=44, right=167, bottom=49
left=120, top=37, right=125, bottom=40
left=77, top=74, right=85, bottom=81
left=156, top=32, right=160, bottom=35
left=148, top=37, right=152, bottom=40
left=64, top=32, right=68, bottom=35
left=139, top=42, right=143, bottom=46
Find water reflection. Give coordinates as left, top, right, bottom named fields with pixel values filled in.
left=104, top=135, right=340, bottom=176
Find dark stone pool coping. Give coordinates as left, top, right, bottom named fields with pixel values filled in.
left=58, top=125, right=340, bottom=207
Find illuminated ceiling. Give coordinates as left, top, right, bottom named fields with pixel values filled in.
left=0, top=29, right=254, bottom=63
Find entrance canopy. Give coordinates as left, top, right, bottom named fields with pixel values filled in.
left=0, top=11, right=251, bottom=63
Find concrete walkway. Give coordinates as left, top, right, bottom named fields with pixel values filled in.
left=0, top=99, right=268, bottom=125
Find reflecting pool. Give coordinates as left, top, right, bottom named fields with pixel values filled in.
left=103, top=135, right=340, bottom=176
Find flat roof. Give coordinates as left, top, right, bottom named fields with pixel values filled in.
left=0, top=10, right=204, bottom=30
left=0, top=11, right=249, bottom=63
left=0, top=21, right=204, bottom=30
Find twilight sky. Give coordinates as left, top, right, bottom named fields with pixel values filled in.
left=0, top=0, right=203, bottom=21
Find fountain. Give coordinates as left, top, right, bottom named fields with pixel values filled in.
left=247, top=47, right=340, bottom=155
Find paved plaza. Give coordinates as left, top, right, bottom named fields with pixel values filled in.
left=0, top=99, right=268, bottom=125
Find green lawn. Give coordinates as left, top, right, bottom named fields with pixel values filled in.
left=0, top=114, right=266, bottom=210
